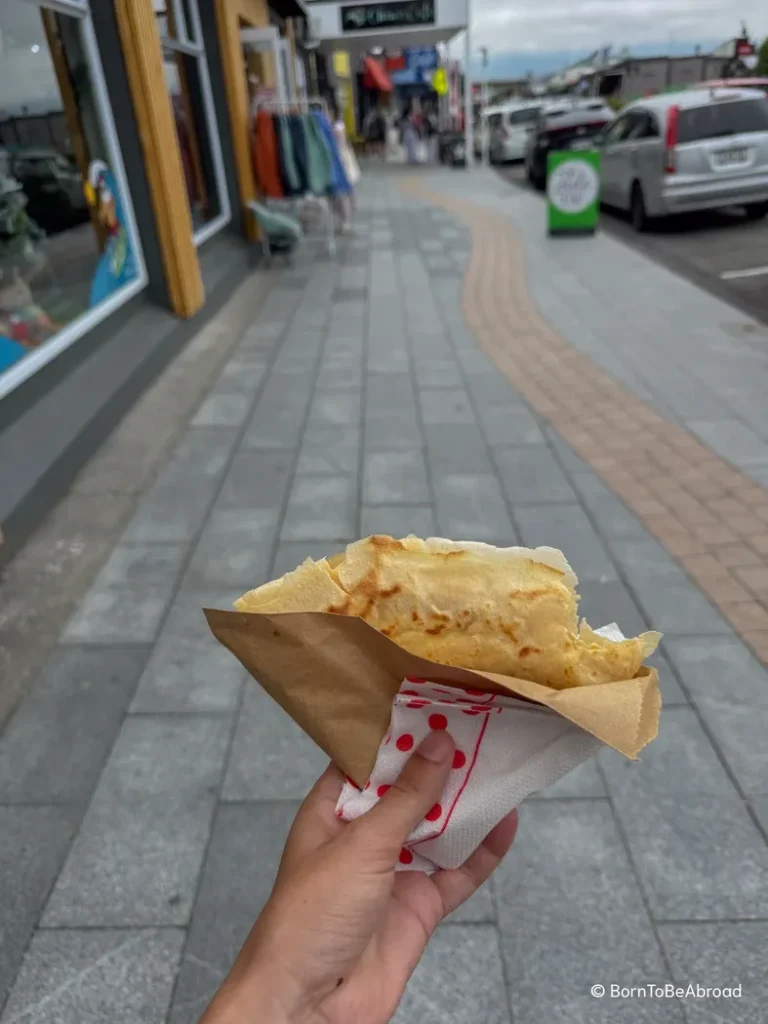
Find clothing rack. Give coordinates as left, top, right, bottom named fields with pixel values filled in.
left=255, top=101, right=336, bottom=257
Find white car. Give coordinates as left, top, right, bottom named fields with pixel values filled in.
left=599, top=87, right=768, bottom=230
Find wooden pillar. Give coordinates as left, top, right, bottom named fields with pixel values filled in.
left=114, top=0, right=204, bottom=317
left=215, top=0, right=270, bottom=240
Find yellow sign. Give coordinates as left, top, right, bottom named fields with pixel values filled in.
left=432, top=68, right=448, bottom=95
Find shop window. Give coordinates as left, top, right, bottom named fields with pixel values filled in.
left=156, top=0, right=229, bottom=243
left=0, top=0, right=144, bottom=389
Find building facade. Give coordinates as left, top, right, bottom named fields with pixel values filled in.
left=0, top=0, right=307, bottom=562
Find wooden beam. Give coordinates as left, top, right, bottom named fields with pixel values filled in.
left=114, top=0, right=203, bottom=317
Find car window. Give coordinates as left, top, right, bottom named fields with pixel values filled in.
left=13, top=157, right=52, bottom=178
left=678, top=98, right=768, bottom=142
left=626, top=111, right=660, bottom=140
left=507, top=107, right=541, bottom=127
left=603, top=114, right=635, bottom=143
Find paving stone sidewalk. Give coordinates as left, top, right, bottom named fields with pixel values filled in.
left=1, top=169, right=768, bottom=1023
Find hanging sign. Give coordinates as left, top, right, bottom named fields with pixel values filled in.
left=341, top=0, right=435, bottom=33
left=432, top=68, right=448, bottom=95
left=546, top=150, right=601, bottom=235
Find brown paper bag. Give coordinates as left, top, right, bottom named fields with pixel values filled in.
left=206, top=608, right=661, bottom=786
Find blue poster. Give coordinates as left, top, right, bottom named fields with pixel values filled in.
left=390, top=47, right=439, bottom=86
left=85, top=160, right=137, bottom=308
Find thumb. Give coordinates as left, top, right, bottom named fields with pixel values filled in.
left=351, top=730, right=454, bottom=861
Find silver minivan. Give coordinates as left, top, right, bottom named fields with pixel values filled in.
left=598, top=87, right=768, bottom=230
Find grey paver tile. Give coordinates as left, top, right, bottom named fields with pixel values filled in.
left=121, top=429, right=237, bottom=543
left=131, top=590, right=244, bottom=713
left=514, top=503, right=618, bottom=582
left=297, top=425, right=361, bottom=475
left=363, top=450, right=431, bottom=504
left=419, top=389, right=475, bottom=424
left=496, top=801, right=678, bottom=1023
left=576, top=579, right=648, bottom=636
left=463, top=372, right=523, bottom=407
left=191, top=392, right=251, bottom=428
left=0, top=929, right=184, bottom=1024
left=423, top=422, right=495, bottom=474
left=0, top=806, right=79, bottom=1009
left=414, top=360, right=464, bottom=389
left=571, top=471, right=652, bottom=541
left=222, top=685, right=327, bottom=800
left=168, top=803, right=298, bottom=1024
left=659, top=922, right=768, bottom=1023
left=307, top=390, right=362, bottom=427
left=280, top=476, right=358, bottom=540
left=686, top=418, right=768, bottom=468
left=360, top=504, right=437, bottom=538
left=43, top=716, right=231, bottom=927
left=664, top=636, right=768, bottom=795
left=480, top=405, right=546, bottom=446
left=0, top=646, right=149, bottom=803
left=600, top=707, right=768, bottom=920
left=216, top=450, right=294, bottom=510
left=62, top=544, right=188, bottom=644
left=184, top=508, right=278, bottom=588
left=494, top=446, right=578, bottom=504
left=240, top=379, right=313, bottom=449
left=610, top=541, right=732, bottom=635
left=393, top=926, right=510, bottom=1024
left=434, top=474, right=517, bottom=542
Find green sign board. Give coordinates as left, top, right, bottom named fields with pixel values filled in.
left=546, top=150, right=601, bottom=235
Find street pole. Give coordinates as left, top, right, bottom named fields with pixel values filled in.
left=480, top=46, right=489, bottom=165
left=464, top=24, right=474, bottom=168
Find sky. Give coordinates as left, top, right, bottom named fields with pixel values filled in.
left=448, top=0, right=768, bottom=78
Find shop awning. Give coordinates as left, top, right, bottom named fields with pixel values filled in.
left=363, top=56, right=394, bottom=93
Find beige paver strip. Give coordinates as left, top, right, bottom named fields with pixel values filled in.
left=402, top=179, right=768, bottom=666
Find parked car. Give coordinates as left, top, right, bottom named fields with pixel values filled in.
left=597, top=87, right=768, bottom=230
left=8, top=149, right=89, bottom=233
left=525, top=105, right=615, bottom=191
left=696, top=78, right=768, bottom=97
left=488, top=101, right=542, bottom=164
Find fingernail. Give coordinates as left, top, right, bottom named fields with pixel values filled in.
left=418, top=730, right=453, bottom=763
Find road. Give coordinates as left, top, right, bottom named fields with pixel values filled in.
left=497, top=163, right=768, bottom=327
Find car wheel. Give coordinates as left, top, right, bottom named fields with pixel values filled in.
left=745, top=201, right=768, bottom=221
left=630, top=182, right=650, bottom=232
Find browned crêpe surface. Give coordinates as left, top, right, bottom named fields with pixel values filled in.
left=235, top=536, right=659, bottom=690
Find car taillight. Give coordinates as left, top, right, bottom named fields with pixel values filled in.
left=665, top=104, right=679, bottom=173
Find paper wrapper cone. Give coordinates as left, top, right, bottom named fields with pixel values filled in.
left=205, top=609, right=661, bottom=785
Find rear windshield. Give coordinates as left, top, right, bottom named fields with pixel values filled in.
left=505, top=107, right=541, bottom=126
left=678, top=98, right=768, bottom=142
left=545, top=121, right=609, bottom=150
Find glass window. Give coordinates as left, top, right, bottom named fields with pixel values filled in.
left=0, top=0, right=141, bottom=380
left=157, top=0, right=229, bottom=241
left=678, top=98, right=768, bottom=142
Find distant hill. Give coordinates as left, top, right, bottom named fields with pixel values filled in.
left=465, top=40, right=723, bottom=81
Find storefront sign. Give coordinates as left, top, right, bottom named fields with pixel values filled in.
left=404, top=46, right=438, bottom=72
left=546, top=151, right=601, bottom=235
left=340, top=0, right=435, bottom=33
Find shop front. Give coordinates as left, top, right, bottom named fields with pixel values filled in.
left=0, top=0, right=305, bottom=562
left=305, top=0, right=467, bottom=138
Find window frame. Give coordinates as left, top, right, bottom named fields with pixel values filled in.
left=0, top=0, right=148, bottom=401
left=159, top=0, right=231, bottom=246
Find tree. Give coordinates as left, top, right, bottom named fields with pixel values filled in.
left=758, top=37, right=768, bottom=76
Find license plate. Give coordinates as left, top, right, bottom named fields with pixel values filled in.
left=568, top=139, right=594, bottom=151
left=714, top=147, right=748, bottom=166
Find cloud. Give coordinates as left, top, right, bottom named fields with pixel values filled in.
left=465, top=0, right=768, bottom=53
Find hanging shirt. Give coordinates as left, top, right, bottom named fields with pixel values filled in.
left=274, top=114, right=301, bottom=196
left=252, top=110, right=283, bottom=199
left=302, top=114, right=332, bottom=195
left=310, top=110, right=351, bottom=195
left=288, top=114, right=309, bottom=193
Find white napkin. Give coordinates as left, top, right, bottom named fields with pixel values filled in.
left=335, top=625, right=622, bottom=872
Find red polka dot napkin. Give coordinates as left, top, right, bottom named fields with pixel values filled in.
left=336, top=676, right=603, bottom=873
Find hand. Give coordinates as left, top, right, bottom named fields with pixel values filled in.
left=200, top=730, right=518, bottom=1024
